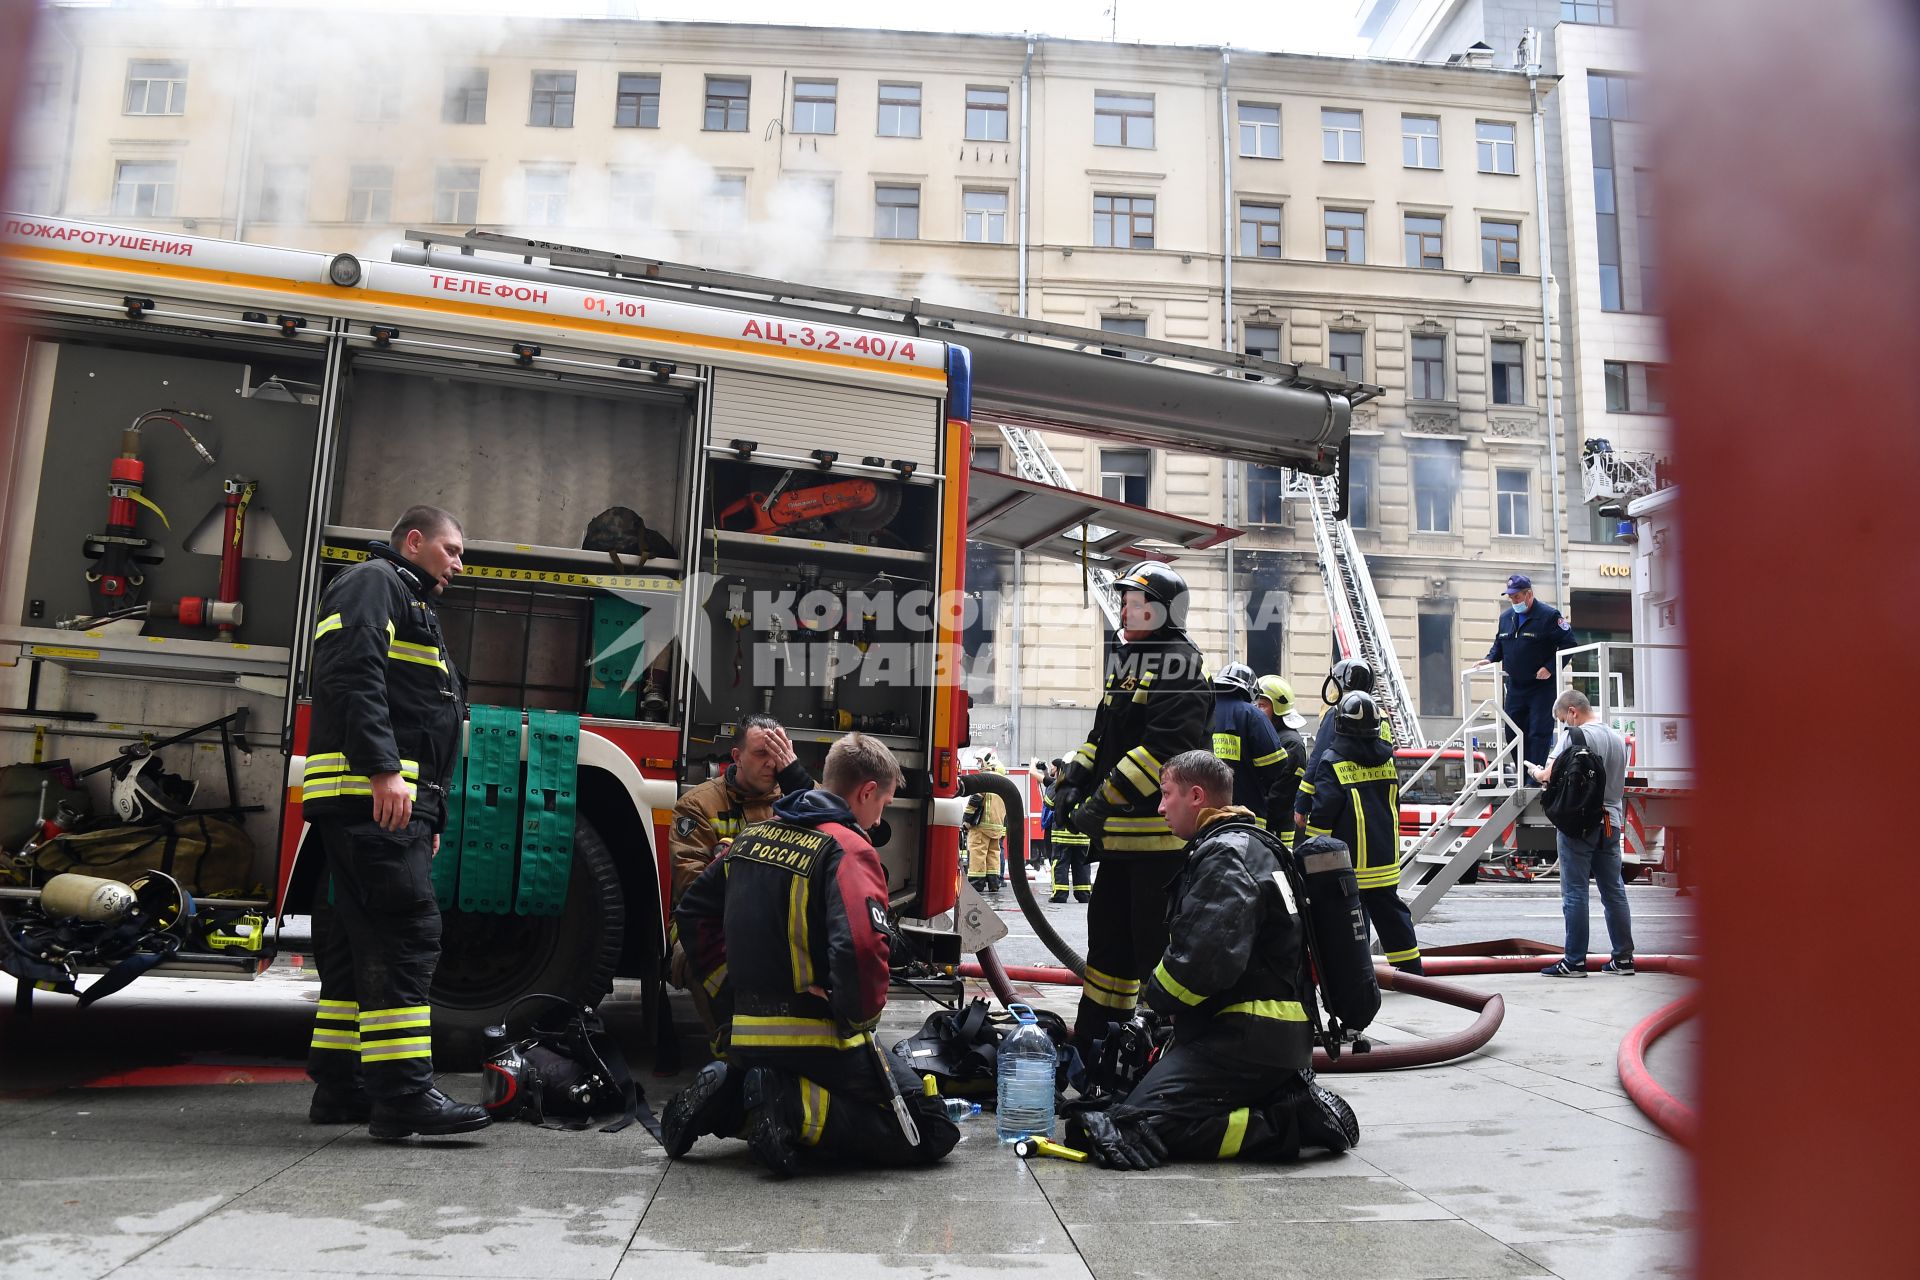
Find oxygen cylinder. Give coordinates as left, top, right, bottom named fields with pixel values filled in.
left=1290, top=836, right=1382, bottom=1034
left=40, top=873, right=139, bottom=922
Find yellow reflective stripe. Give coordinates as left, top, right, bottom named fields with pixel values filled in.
left=1099, top=780, right=1127, bottom=806
left=316, top=998, right=359, bottom=1017
left=799, top=1078, right=830, bottom=1146
left=306, top=757, right=419, bottom=779
left=1332, top=760, right=1399, bottom=786
left=310, top=1029, right=361, bottom=1050
left=1251, top=749, right=1285, bottom=768
left=1355, top=864, right=1401, bottom=889
left=787, top=877, right=814, bottom=992
left=387, top=646, right=448, bottom=671
left=1082, top=965, right=1142, bottom=1010
left=359, top=1007, right=433, bottom=1030
left=730, top=1015, right=869, bottom=1051
left=1218, top=1106, right=1249, bottom=1159
left=702, top=962, right=729, bottom=997
left=1218, top=1000, right=1308, bottom=1022
left=1212, top=733, right=1242, bottom=762
left=1385, top=946, right=1422, bottom=964
left=313, top=613, right=343, bottom=640
left=307, top=753, right=349, bottom=770
left=1353, top=794, right=1366, bottom=867
left=713, top=817, right=742, bottom=835
left=1151, top=960, right=1207, bottom=1007
left=1305, top=824, right=1333, bottom=837
left=389, top=639, right=440, bottom=658
left=1073, top=743, right=1097, bottom=766
left=1103, top=834, right=1186, bottom=852
left=1117, top=756, right=1158, bottom=797
left=360, top=1036, right=434, bottom=1062
left=1297, top=781, right=1317, bottom=796
left=1132, top=687, right=1151, bottom=704
left=1107, top=817, right=1171, bottom=830
left=1125, top=747, right=1162, bottom=778
left=1052, top=830, right=1091, bottom=846
left=304, top=779, right=417, bottom=800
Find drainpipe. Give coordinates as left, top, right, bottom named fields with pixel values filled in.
left=1525, top=28, right=1566, bottom=600
left=1018, top=39, right=1034, bottom=320
left=1220, top=46, right=1238, bottom=664
left=1007, top=38, right=1036, bottom=762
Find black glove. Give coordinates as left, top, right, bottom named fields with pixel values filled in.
left=1078, top=1110, right=1165, bottom=1170
left=1066, top=794, right=1111, bottom=837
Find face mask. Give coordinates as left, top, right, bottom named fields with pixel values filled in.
left=1511, top=602, right=1528, bottom=615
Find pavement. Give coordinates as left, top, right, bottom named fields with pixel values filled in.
left=0, top=884, right=1697, bottom=1280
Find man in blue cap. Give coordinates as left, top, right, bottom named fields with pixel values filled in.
left=1474, top=573, right=1578, bottom=767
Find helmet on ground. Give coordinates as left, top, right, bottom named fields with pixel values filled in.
left=1333, top=691, right=1382, bottom=740
left=1255, top=675, right=1308, bottom=728
left=110, top=749, right=198, bottom=823
left=1321, top=657, right=1375, bottom=705
left=1114, top=561, right=1189, bottom=631
left=1213, top=662, right=1256, bottom=700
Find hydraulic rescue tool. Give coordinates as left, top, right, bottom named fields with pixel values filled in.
left=718, top=472, right=903, bottom=540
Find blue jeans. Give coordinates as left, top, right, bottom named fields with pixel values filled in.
left=1558, top=825, right=1634, bottom=966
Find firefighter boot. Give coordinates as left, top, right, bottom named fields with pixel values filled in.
left=368, top=1087, right=492, bottom=1140
left=1279, top=1078, right=1360, bottom=1154
left=741, top=1067, right=802, bottom=1178
left=662, top=1060, right=741, bottom=1158
left=309, top=1082, right=374, bottom=1125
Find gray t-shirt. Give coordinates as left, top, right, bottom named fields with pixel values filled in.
left=1546, top=718, right=1628, bottom=826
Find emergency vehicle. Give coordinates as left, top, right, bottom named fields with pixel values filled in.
left=0, top=214, right=1371, bottom=1051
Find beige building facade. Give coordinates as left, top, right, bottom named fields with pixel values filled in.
left=11, top=8, right=1566, bottom=759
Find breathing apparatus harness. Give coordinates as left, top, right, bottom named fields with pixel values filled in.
left=0, top=869, right=196, bottom=1006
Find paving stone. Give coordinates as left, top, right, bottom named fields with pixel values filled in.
left=1514, top=1228, right=1694, bottom=1280
left=611, top=1251, right=1098, bottom=1279
left=1065, top=1217, right=1544, bottom=1280
left=629, top=1189, right=1077, bottom=1255
left=2, top=1085, right=341, bottom=1148
left=1042, top=1166, right=1454, bottom=1225
left=0, top=1186, right=234, bottom=1280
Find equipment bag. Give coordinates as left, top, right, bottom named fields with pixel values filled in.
left=479, top=993, right=663, bottom=1139
left=1540, top=727, right=1608, bottom=839
left=31, top=815, right=254, bottom=897
left=891, top=996, right=1084, bottom=1098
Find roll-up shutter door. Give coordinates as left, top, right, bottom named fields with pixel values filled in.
left=709, top=370, right=940, bottom=471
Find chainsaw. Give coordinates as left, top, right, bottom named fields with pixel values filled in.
left=718, top=470, right=903, bottom=540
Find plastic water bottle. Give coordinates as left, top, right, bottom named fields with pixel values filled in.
left=942, top=1098, right=981, bottom=1122
left=995, top=1003, right=1057, bottom=1142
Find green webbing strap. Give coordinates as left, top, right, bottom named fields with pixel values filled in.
left=516, top=709, right=579, bottom=916
left=431, top=751, right=465, bottom=911
left=587, top=597, right=645, bottom=717
left=458, top=705, right=521, bottom=914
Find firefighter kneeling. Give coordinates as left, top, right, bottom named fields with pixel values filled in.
left=661, top=734, right=960, bottom=1176
left=1068, top=750, right=1360, bottom=1169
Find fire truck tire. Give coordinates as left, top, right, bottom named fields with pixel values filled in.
left=429, top=816, right=627, bottom=1066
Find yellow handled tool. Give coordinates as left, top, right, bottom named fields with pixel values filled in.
left=1014, top=1136, right=1089, bottom=1163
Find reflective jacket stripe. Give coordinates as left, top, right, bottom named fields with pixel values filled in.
left=361, top=1036, right=433, bottom=1063
left=1218, top=1106, right=1250, bottom=1158
left=786, top=878, right=814, bottom=993
left=313, top=613, right=343, bottom=640
left=1217, top=999, right=1308, bottom=1021
left=730, top=1015, right=870, bottom=1050
left=1151, top=960, right=1207, bottom=1007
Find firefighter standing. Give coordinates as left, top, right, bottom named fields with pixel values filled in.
left=1293, top=658, right=1389, bottom=832
left=1048, top=756, right=1094, bottom=903
left=1253, top=675, right=1310, bottom=842
left=963, top=754, right=1008, bottom=893
left=1053, top=563, right=1213, bottom=1055
left=304, top=506, right=489, bottom=1138
left=1473, top=573, right=1579, bottom=767
left=668, top=712, right=813, bottom=1045
left=1068, top=751, right=1359, bottom=1168
left=661, top=734, right=959, bottom=1175
left=1208, top=663, right=1288, bottom=829
left=1302, top=692, right=1423, bottom=974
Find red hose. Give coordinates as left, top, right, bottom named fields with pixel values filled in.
left=1618, top=992, right=1698, bottom=1147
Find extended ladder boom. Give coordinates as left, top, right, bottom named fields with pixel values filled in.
left=994, top=425, right=1123, bottom=629
left=1307, top=478, right=1426, bottom=748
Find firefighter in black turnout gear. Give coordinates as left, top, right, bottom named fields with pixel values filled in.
left=1254, top=675, right=1310, bottom=842
left=1303, top=692, right=1423, bottom=974
left=304, top=506, right=489, bottom=1138
left=1068, top=751, right=1360, bottom=1169
left=1053, top=563, right=1213, bottom=1055
left=1208, top=663, right=1289, bottom=829
left=661, top=735, right=959, bottom=1176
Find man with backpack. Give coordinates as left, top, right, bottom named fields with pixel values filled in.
left=1529, top=689, right=1635, bottom=978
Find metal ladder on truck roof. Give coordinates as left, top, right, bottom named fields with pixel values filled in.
left=1305, top=476, right=1426, bottom=749
left=993, top=424, right=1123, bottom=630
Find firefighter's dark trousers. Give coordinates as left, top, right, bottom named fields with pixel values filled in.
left=733, top=1034, right=960, bottom=1167
left=307, top=818, right=442, bottom=1099
left=1074, top=852, right=1182, bottom=1052
left=1051, top=837, right=1094, bottom=902
left=1109, top=1040, right=1318, bottom=1162
left=1362, top=884, right=1424, bottom=974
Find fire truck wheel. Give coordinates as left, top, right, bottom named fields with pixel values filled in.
left=429, top=815, right=627, bottom=1066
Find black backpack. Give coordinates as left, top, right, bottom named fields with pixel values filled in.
left=890, top=997, right=1083, bottom=1098
left=479, top=994, right=662, bottom=1138
left=1541, top=726, right=1608, bottom=838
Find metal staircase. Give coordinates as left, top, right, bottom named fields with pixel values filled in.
left=995, top=424, right=1123, bottom=629
left=1305, top=477, right=1426, bottom=749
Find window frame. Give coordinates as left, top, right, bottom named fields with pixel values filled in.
left=1243, top=323, right=1282, bottom=364
left=1404, top=213, right=1446, bottom=269
left=254, top=162, right=310, bottom=224
left=705, top=75, right=751, bottom=133
left=876, top=81, right=922, bottom=138
left=1477, top=120, right=1518, bottom=175
left=1238, top=202, right=1283, bottom=258
left=1411, top=334, right=1449, bottom=401
left=711, top=173, right=748, bottom=229
left=1238, top=101, right=1282, bottom=159
left=1094, top=90, right=1156, bottom=149
left=1401, top=114, right=1441, bottom=169
left=1561, top=0, right=1618, bottom=24
left=1328, top=329, right=1365, bottom=380
left=523, top=167, right=569, bottom=227
left=1409, top=440, right=1461, bottom=534
left=1418, top=610, right=1456, bottom=716
left=1093, top=193, right=1156, bottom=250
left=1347, top=435, right=1378, bottom=531
left=111, top=159, right=177, bottom=217
left=1604, top=360, right=1668, bottom=413
left=1098, top=446, right=1151, bottom=507
left=791, top=78, right=838, bottom=135
left=874, top=183, right=921, bottom=240
left=1481, top=218, right=1522, bottom=274
left=528, top=70, right=576, bottom=129
left=123, top=59, right=187, bottom=117
left=1099, top=315, right=1149, bottom=361
left=1496, top=467, right=1533, bottom=537
left=962, top=187, right=1009, bottom=244
left=1491, top=340, right=1526, bottom=406
left=442, top=67, right=488, bottom=125
left=1324, top=207, right=1367, bottom=263
left=965, top=85, right=1010, bottom=142
left=608, top=168, right=653, bottom=229
left=346, top=164, right=394, bottom=224
left=615, top=72, right=661, bottom=129
left=433, top=165, right=481, bottom=224
left=1321, top=107, right=1364, bottom=163
left=1245, top=463, right=1291, bottom=526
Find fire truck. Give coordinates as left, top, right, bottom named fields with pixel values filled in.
left=0, top=214, right=1370, bottom=1053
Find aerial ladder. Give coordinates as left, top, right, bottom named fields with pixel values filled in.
left=1305, top=474, right=1426, bottom=749
left=993, top=424, right=1122, bottom=630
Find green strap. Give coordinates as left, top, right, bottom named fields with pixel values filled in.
left=515, top=709, right=579, bottom=916
left=458, top=705, right=521, bottom=914
left=586, top=597, right=646, bottom=717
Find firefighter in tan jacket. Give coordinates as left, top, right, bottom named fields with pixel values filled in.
left=964, top=754, right=1009, bottom=893
left=668, top=713, right=813, bottom=1041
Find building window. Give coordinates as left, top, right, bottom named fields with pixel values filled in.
left=8, top=164, right=55, bottom=215
left=609, top=169, right=652, bottom=228
left=1239, top=203, right=1282, bottom=258
left=1491, top=340, right=1525, bottom=405
left=1348, top=436, right=1377, bottom=530
left=1562, top=0, right=1617, bottom=23
left=1239, top=102, right=1281, bottom=158
left=1481, top=219, right=1522, bottom=274
left=1418, top=611, right=1454, bottom=716
left=524, top=169, right=568, bottom=226
left=706, top=76, right=750, bottom=132
left=972, top=443, right=1002, bottom=472
left=124, top=59, right=187, bottom=116
left=113, top=160, right=177, bottom=217
left=354, top=75, right=403, bottom=122
left=1094, top=194, right=1155, bottom=249
left=1094, top=91, right=1155, bottom=148
left=791, top=79, right=837, bottom=134
left=1477, top=120, right=1518, bottom=175
left=1402, top=114, right=1440, bottom=168
left=963, top=188, right=1008, bottom=243
left=1329, top=330, right=1365, bottom=380
left=874, top=184, right=920, bottom=239
left=1605, top=360, right=1667, bottom=413
left=615, top=73, right=660, bottom=128
left=1324, top=208, right=1366, bottom=263
left=434, top=165, right=480, bottom=223
left=1099, top=447, right=1150, bottom=506
left=347, top=165, right=392, bottom=224
left=712, top=174, right=747, bottom=228
left=1496, top=468, right=1532, bottom=537
left=528, top=71, right=575, bottom=127
left=1636, top=166, right=1659, bottom=312
left=25, top=62, right=61, bottom=114
left=1246, top=465, right=1290, bottom=525
left=1590, top=73, right=1638, bottom=311
left=1405, top=214, right=1445, bottom=269
left=443, top=68, right=487, bottom=124
left=877, top=82, right=920, bottom=137
left=1410, top=441, right=1461, bottom=533
left=1099, top=315, right=1148, bottom=360
left=966, top=86, right=1009, bottom=141
left=1411, top=335, right=1448, bottom=400
left=1321, top=108, right=1363, bottom=162
left=1244, top=323, right=1281, bottom=363
left=786, top=176, right=834, bottom=231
